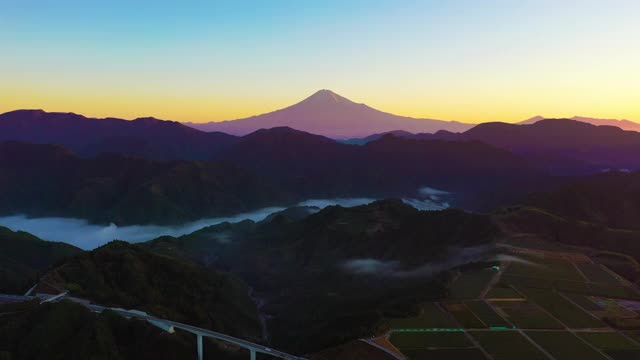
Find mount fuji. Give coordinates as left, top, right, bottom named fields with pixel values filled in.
left=186, top=89, right=473, bottom=138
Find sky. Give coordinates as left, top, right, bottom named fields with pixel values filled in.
left=1, top=0, right=639, bottom=124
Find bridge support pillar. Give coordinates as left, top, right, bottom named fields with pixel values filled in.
left=250, top=349, right=256, bottom=360
left=197, top=334, right=203, bottom=360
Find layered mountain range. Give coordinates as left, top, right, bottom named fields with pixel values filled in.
left=347, top=119, right=640, bottom=173
left=4, top=101, right=640, bottom=224
left=4, top=106, right=639, bottom=174
left=0, top=141, right=291, bottom=224
left=0, top=131, right=544, bottom=224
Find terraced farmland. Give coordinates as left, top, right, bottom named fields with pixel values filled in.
left=382, top=244, right=640, bottom=360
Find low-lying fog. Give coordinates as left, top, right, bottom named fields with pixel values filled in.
left=0, top=190, right=450, bottom=250
left=342, top=245, right=493, bottom=278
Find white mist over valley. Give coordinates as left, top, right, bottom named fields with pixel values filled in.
left=0, top=194, right=450, bottom=249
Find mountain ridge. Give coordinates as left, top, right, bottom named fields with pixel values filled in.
left=519, top=115, right=640, bottom=131
left=343, top=119, right=640, bottom=173
left=0, top=109, right=239, bottom=161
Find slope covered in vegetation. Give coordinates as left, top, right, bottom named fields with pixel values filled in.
left=0, top=226, right=81, bottom=293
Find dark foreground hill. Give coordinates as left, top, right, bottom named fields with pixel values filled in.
left=0, top=226, right=81, bottom=293
left=35, top=241, right=262, bottom=341
left=524, top=171, right=640, bottom=231
left=0, top=233, right=262, bottom=357
left=0, top=300, right=247, bottom=360
left=0, top=109, right=238, bottom=160
left=0, top=202, right=500, bottom=354
left=146, top=200, right=501, bottom=353
left=0, top=142, right=291, bottom=225
left=495, top=171, right=640, bottom=266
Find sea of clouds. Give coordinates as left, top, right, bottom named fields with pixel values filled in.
left=0, top=189, right=452, bottom=250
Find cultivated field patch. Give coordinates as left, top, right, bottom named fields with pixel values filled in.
left=525, top=331, right=608, bottom=360
left=449, top=268, right=496, bottom=300
left=517, top=287, right=606, bottom=329
left=387, top=302, right=457, bottom=330
left=485, top=283, right=523, bottom=299
left=492, top=300, right=563, bottom=329
left=400, top=348, right=488, bottom=360
left=578, top=263, right=623, bottom=284
left=389, top=331, right=471, bottom=349
left=443, top=303, right=486, bottom=328
left=469, top=331, right=548, bottom=360
left=465, top=300, right=511, bottom=328
left=578, top=332, right=640, bottom=351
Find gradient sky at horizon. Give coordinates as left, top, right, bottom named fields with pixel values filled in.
left=2, top=0, right=639, bottom=123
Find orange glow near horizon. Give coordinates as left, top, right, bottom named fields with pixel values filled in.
left=2, top=1, right=639, bottom=124
left=2, top=85, right=639, bottom=125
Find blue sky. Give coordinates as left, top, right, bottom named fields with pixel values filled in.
left=2, top=0, right=639, bottom=123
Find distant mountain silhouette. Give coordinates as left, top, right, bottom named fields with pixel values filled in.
left=340, top=129, right=459, bottom=144
left=347, top=119, right=640, bottom=173
left=186, top=90, right=473, bottom=138
left=518, top=115, right=546, bottom=124
left=0, top=109, right=238, bottom=160
left=434, top=119, right=640, bottom=172
left=467, top=119, right=640, bottom=165
left=519, top=115, right=640, bottom=131
left=340, top=130, right=417, bottom=145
